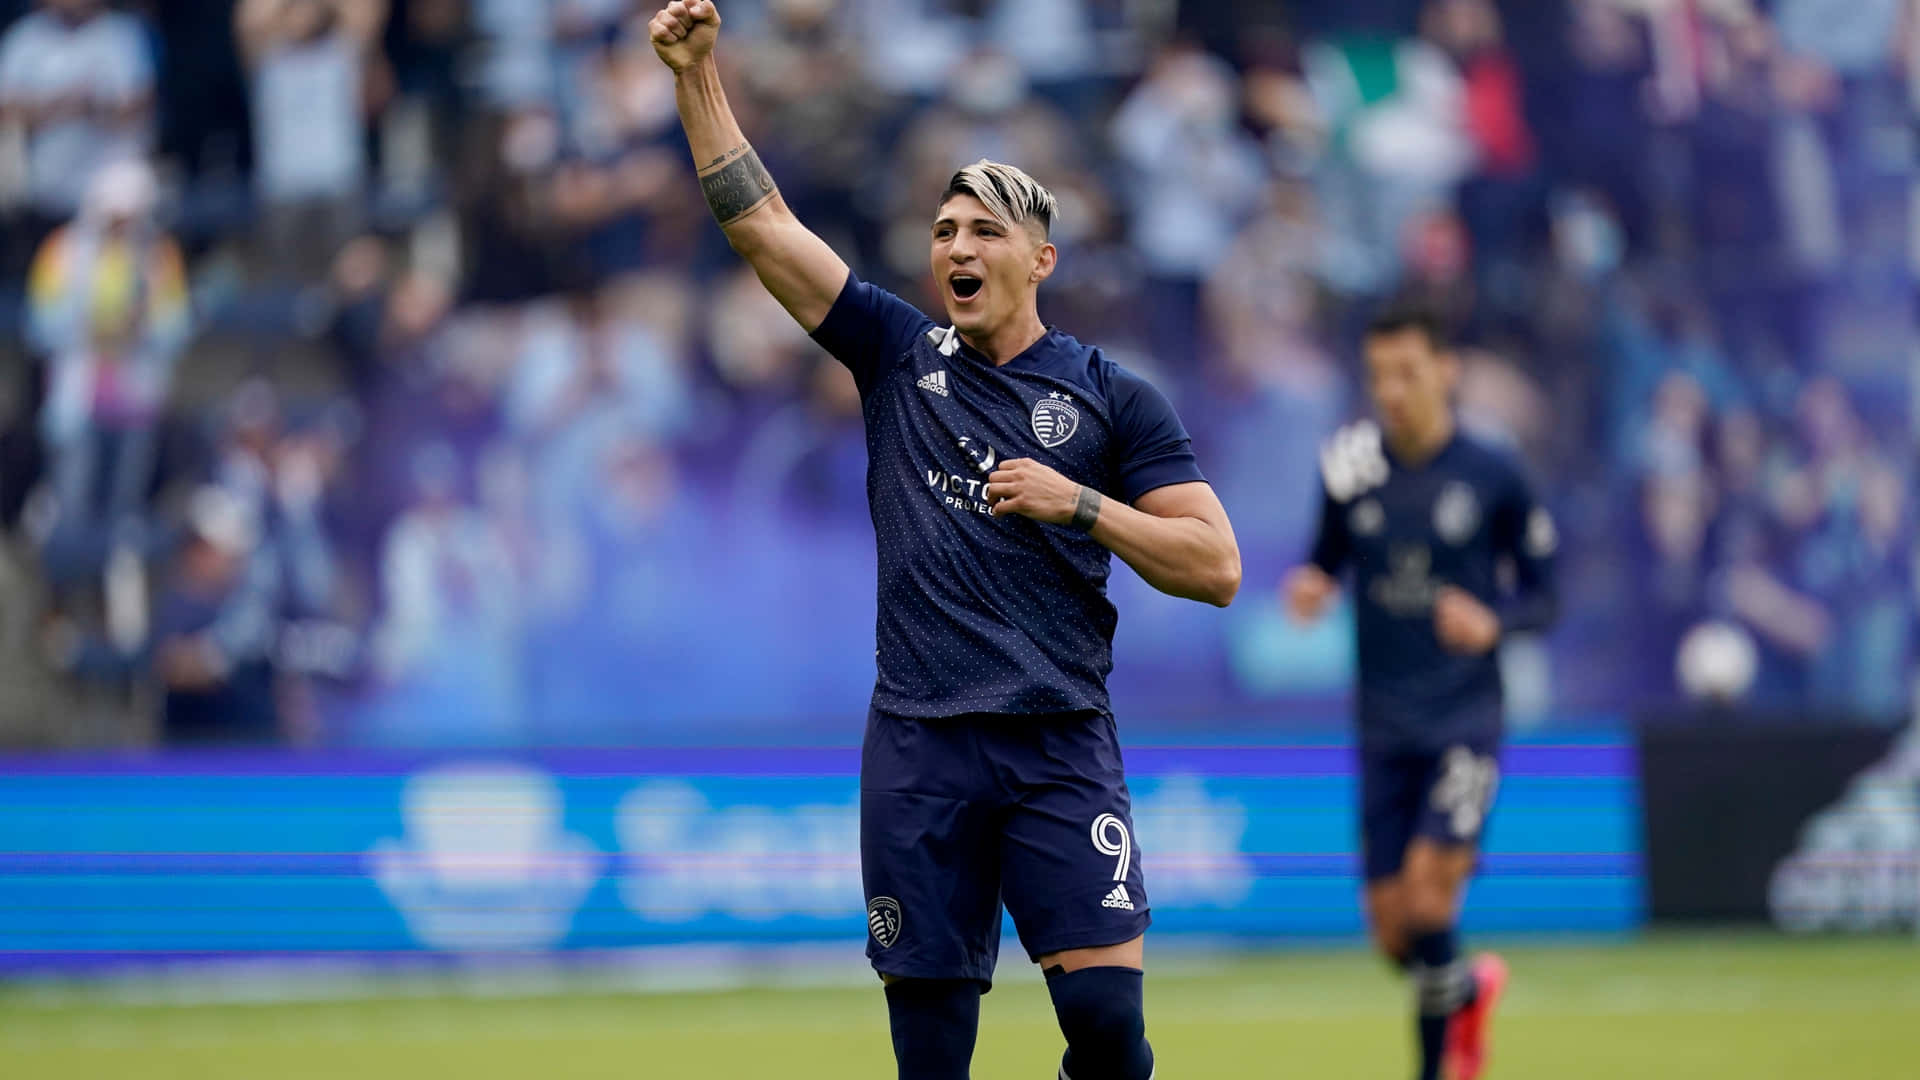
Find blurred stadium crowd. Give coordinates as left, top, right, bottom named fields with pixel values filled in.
left=0, top=0, right=1912, bottom=747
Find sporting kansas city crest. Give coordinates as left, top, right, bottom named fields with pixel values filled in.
left=1434, top=481, right=1482, bottom=545
left=867, top=896, right=902, bottom=949
left=1031, top=392, right=1080, bottom=449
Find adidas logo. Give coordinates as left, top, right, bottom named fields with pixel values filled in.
left=1100, top=884, right=1134, bottom=911
left=917, top=370, right=949, bottom=397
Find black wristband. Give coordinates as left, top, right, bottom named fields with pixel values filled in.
left=1070, top=486, right=1103, bottom=532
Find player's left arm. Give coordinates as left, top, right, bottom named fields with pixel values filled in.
left=1097, top=481, right=1242, bottom=607
left=1436, top=465, right=1559, bottom=654
left=1489, top=468, right=1559, bottom=634
left=985, top=369, right=1240, bottom=607
left=984, top=464, right=1239, bottom=606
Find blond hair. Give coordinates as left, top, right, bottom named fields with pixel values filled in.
left=939, top=160, right=1057, bottom=237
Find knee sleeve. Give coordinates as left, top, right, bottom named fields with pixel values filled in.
left=1047, top=966, right=1154, bottom=1080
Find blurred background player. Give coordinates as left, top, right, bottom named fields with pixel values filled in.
left=1283, top=308, right=1558, bottom=1080
left=647, top=3, right=1242, bottom=1079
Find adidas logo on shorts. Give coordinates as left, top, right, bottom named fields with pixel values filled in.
left=1100, top=884, right=1134, bottom=911
left=917, top=370, right=949, bottom=397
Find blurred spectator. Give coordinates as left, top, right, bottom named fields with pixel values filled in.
left=1428, top=0, right=1534, bottom=178
left=207, top=379, right=347, bottom=620
left=730, top=354, right=863, bottom=525
left=846, top=0, right=973, bottom=97
left=328, top=239, right=456, bottom=403
left=237, top=0, right=390, bottom=281
left=1203, top=180, right=1333, bottom=381
left=504, top=284, right=690, bottom=524
left=148, top=486, right=285, bottom=744
left=470, top=0, right=625, bottom=138
left=705, top=262, right=821, bottom=398
left=849, top=0, right=1109, bottom=101
left=546, top=25, right=693, bottom=284
left=1425, top=0, right=1544, bottom=312
left=46, top=485, right=285, bottom=744
left=542, top=0, right=632, bottom=146
left=210, top=379, right=281, bottom=520
left=1605, top=278, right=1741, bottom=466
left=1704, top=405, right=1779, bottom=571
left=1395, top=206, right=1478, bottom=333
left=1195, top=180, right=1343, bottom=557
left=1300, top=21, right=1475, bottom=294
left=1109, top=45, right=1266, bottom=368
left=1178, top=0, right=1296, bottom=64
left=268, top=418, right=349, bottom=617
left=1637, top=467, right=1717, bottom=696
left=383, top=0, right=469, bottom=159
left=1559, top=0, right=1655, bottom=249
left=1741, top=380, right=1914, bottom=713
left=0, top=0, right=154, bottom=271
left=26, top=158, right=188, bottom=575
left=455, top=107, right=564, bottom=303
left=983, top=0, right=1099, bottom=95
left=333, top=257, right=478, bottom=565
left=1772, top=0, right=1908, bottom=268
left=148, top=0, right=253, bottom=203
left=368, top=442, right=522, bottom=745
left=734, top=0, right=882, bottom=233
left=475, top=439, right=584, bottom=632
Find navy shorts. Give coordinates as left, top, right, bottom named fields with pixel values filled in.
left=860, top=709, right=1151, bottom=987
left=1359, top=740, right=1502, bottom=882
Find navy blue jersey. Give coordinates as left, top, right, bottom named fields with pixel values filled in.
left=1310, top=421, right=1558, bottom=751
left=810, top=272, right=1206, bottom=719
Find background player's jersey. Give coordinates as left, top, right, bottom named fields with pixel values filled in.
left=1310, top=421, right=1557, bottom=751
left=810, top=273, right=1205, bottom=719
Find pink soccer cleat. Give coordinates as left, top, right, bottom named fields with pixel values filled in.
left=1444, top=952, right=1509, bottom=1080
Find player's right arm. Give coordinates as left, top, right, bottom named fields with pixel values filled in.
left=1284, top=486, right=1346, bottom=625
left=648, top=0, right=847, bottom=333
left=1285, top=422, right=1383, bottom=623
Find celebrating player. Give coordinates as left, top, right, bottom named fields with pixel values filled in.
left=1283, top=309, right=1558, bottom=1080
left=649, top=4, right=1242, bottom=1078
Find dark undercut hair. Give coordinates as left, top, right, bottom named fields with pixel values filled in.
left=1365, top=305, right=1452, bottom=353
left=938, top=160, right=1057, bottom=238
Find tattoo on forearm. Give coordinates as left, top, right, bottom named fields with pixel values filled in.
left=700, top=145, right=777, bottom=225
left=1070, top=486, right=1103, bottom=532
left=702, top=145, right=748, bottom=170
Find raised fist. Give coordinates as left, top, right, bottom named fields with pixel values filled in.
left=649, top=0, right=722, bottom=73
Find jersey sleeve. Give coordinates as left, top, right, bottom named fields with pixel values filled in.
left=808, top=271, right=935, bottom=397
left=1310, top=423, right=1383, bottom=576
left=1108, top=367, right=1206, bottom=502
left=1308, top=483, right=1350, bottom=576
left=1490, top=464, right=1559, bottom=634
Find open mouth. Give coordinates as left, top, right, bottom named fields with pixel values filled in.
left=950, top=273, right=983, bottom=302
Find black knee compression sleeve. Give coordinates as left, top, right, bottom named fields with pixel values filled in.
left=1047, top=966, right=1154, bottom=1080
left=885, top=978, right=980, bottom=1080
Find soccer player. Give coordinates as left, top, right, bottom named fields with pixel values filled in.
left=1283, top=309, right=1558, bottom=1080
left=647, top=5, right=1242, bottom=1079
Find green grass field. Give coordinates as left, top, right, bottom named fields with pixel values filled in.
left=5, top=934, right=1917, bottom=1079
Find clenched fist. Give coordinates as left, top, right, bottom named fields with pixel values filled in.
left=1434, top=586, right=1501, bottom=655
left=650, top=0, right=722, bottom=73
left=985, top=458, right=1086, bottom=527
left=1282, top=565, right=1338, bottom=625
